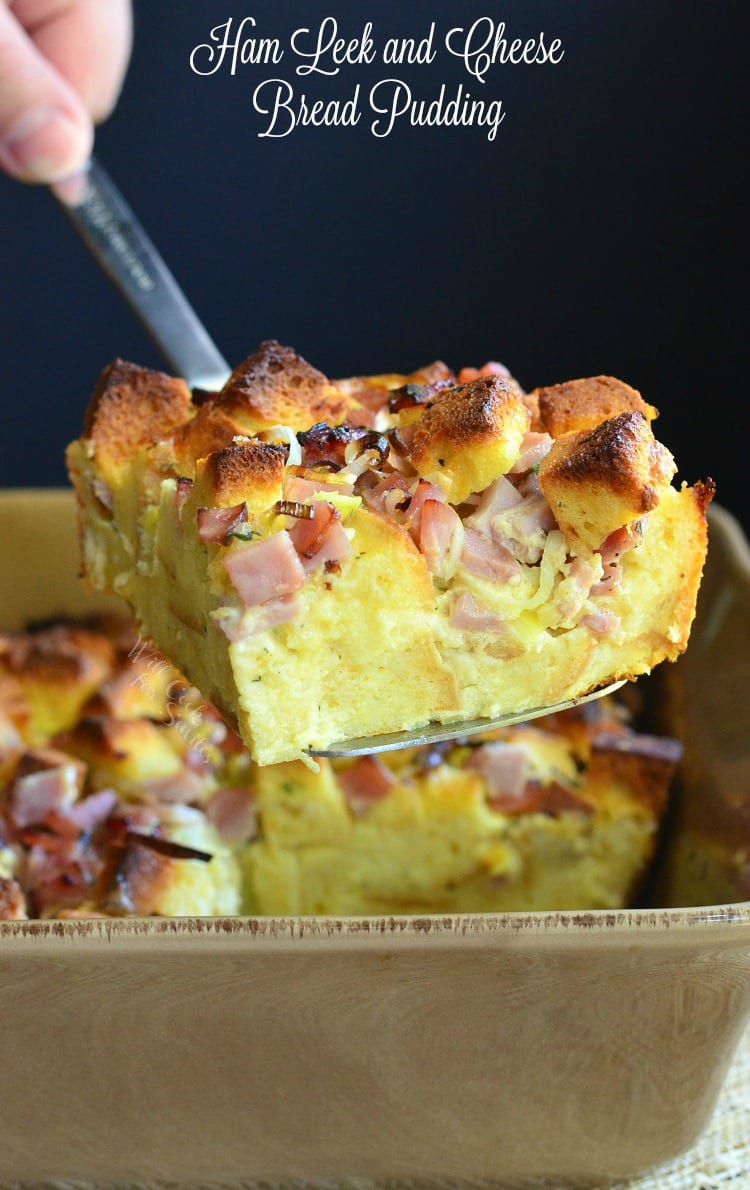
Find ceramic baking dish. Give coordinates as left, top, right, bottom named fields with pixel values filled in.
left=1, top=489, right=749, bottom=1188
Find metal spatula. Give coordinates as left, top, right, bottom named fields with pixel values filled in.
left=53, top=157, right=625, bottom=758
left=53, top=158, right=231, bottom=392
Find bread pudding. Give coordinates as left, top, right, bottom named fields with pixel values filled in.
left=66, top=344, right=713, bottom=764
left=0, top=617, right=680, bottom=919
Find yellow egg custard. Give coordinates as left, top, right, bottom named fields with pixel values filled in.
left=66, top=343, right=713, bottom=764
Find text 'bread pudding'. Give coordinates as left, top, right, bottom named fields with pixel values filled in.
left=66, top=343, right=713, bottom=765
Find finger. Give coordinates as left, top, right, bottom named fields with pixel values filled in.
left=15, top=0, right=133, bottom=123
left=0, top=3, right=91, bottom=181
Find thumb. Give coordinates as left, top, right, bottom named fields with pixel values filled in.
left=0, top=3, right=91, bottom=183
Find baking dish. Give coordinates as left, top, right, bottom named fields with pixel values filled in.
left=1, top=489, right=749, bottom=1187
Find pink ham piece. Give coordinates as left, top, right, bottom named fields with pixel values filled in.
left=418, top=500, right=464, bottom=577
left=289, top=500, right=336, bottom=556
left=139, top=768, right=208, bottom=805
left=590, top=565, right=622, bottom=597
left=465, top=476, right=522, bottom=538
left=349, top=386, right=391, bottom=414
left=581, top=611, right=621, bottom=638
left=458, top=362, right=512, bottom=383
left=64, top=788, right=119, bottom=833
left=591, top=525, right=640, bottom=596
left=361, top=473, right=412, bottom=516
left=468, top=742, right=528, bottom=801
left=175, top=477, right=194, bottom=511
left=515, top=471, right=541, bottom=499
left=450, top=591, right=506, bottom=633
left=498, top=494, right=557, bottom=563
left=10, top=750, right=85, bottom=828
left=298, top=422, right=366, bottom=470
left=223, top=530, right=306, bottom=606
left=337, top=756, right=395, bottom=817
left=553, top=556, right=600, bottom=622
left=289, top=503, right=352, bottom=573
left=307, top=518, right=352, bottom=573
left=285, top=475, right=355, bottom=502
left=402, top=480, right=447, bottom=539
left=214, top=596, right=300, bottom=641
left=508, top=432, right=553, bottom=475
left=205, top=786, right=258, bottom=844
left=599, top=524, right=640, bottom=565
left=197, top=502, right=247, bottom=544
left=460, top=528, right=522, bottom=583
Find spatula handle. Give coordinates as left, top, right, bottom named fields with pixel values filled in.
left=53, top=159, right=231, bottom=392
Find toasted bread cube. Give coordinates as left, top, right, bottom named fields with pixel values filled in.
left=538, top=411, right=676, bottom=553
left=218, top=340, right=357, bottom=432
left=83, top=360, right=192, bottom=484
left=55, top=715, right=185, bottom=797
left=408, top=376, right=531, bottom=504
left=191, top=441, right=286, bottom=514
left=535, top=376, right=658, bottom=438
left=173, top=402, right=248, bottom=474
left=0, top=625, right=115, bottom=742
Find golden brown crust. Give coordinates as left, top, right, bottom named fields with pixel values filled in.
left=101, top=842, right=173, bottom=916
left=411, top=377, right=518, bottom=451
left=693, top=478, right=717, bottom=517
left=538, top=411, right=676, bottom=552
left=0, top=624, right=114, bottom=688
left=83, top=360, right=192, bottom=477
left=408, top=376, right=531, bottom=501
left=55, top=715, right=129, bottom=763
left=217, top=340, right=354, bottom=432
left=195, top=441, right=286, bottom=510
left=543, top=412, right=673, bottom=508
left=535, top=376, right=658, bottom=438
left=173, top=403, right=248, bottom=474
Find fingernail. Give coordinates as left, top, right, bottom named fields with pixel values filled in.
left=0, top=106, right=92, bottom=182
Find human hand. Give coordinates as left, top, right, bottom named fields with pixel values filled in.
left=0, top=0, right=132, bottom=183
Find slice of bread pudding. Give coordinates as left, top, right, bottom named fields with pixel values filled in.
left=66, top=344, right=713, bottom=765
left=0, top=618, right=679, bottom=918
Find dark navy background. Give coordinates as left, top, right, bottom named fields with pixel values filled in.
left=1, top=1, right=745, bottom=527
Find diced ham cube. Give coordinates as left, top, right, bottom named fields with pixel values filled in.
left=338, top=756, right=395, bottom=817
left=468, top=742, right=528, bottom=801
left=223, top=530, right=306, bottom=606
left=460, top=528, right=522, bottom=583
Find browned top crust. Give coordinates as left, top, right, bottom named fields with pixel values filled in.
left=173, top=403, right=248, bottom=473
left=84, top=360, right=192, bottom=475
left=540, top=411, right=674, bottom=511
left=217, top=340, right=354, bottom=432
left=535, top=376, right=658, bottom=438
left=55, top=715, right=129, bottom=762
left=0, top=624, right=114, bottom=689
left=410, top=376, right=529, bottom=463
left=693, top=478, right=717, bottom=517
left=196, top=440, right=286, bottom=508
